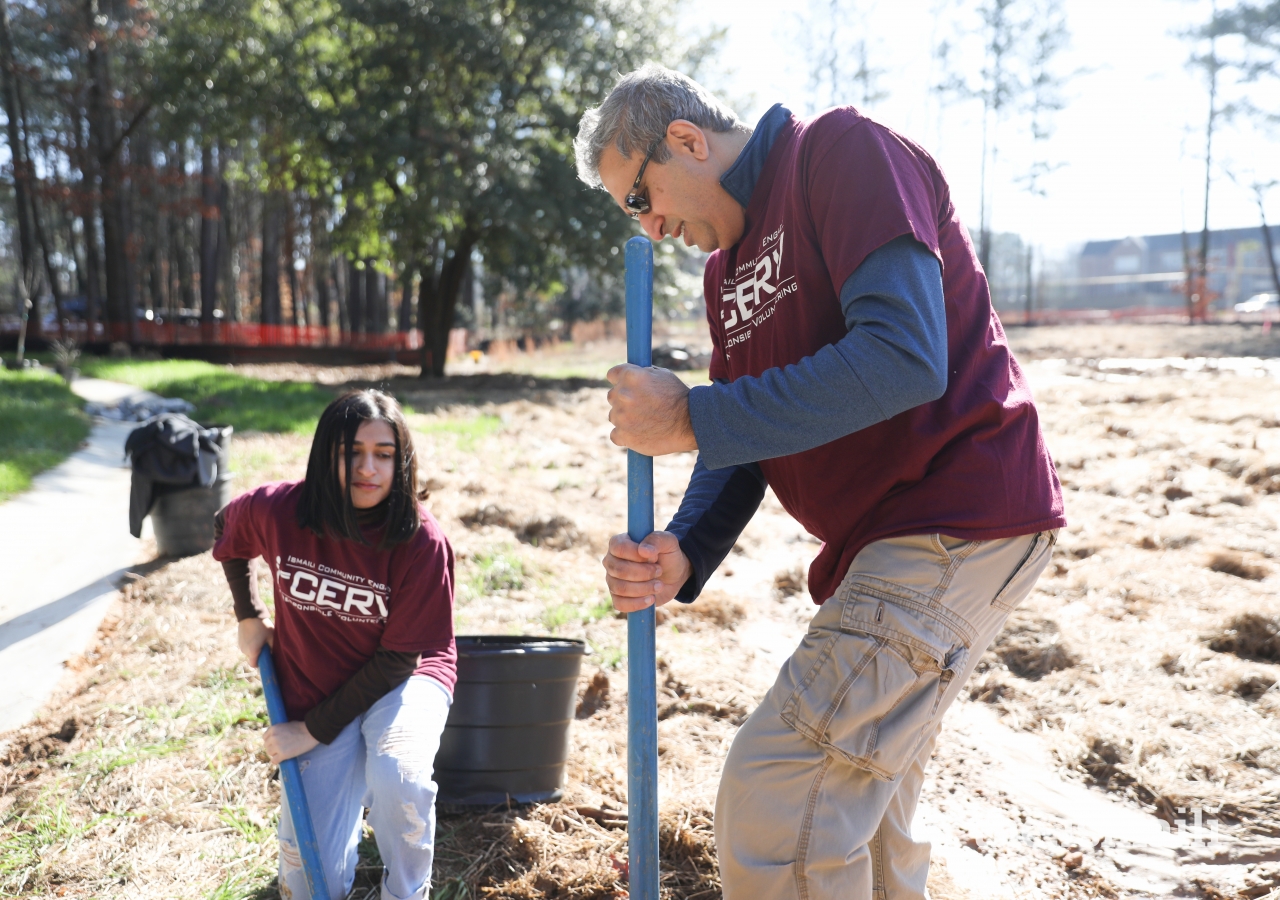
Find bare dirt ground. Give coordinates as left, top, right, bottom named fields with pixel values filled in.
left=2, top=322, right=1278, bottom=899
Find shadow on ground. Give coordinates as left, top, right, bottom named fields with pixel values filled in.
left=350, top=373, right=611, bottom=413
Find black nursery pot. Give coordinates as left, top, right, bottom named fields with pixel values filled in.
left=435, top=636, right=586, bottom=806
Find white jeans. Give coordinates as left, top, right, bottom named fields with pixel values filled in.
left=277, top=675, right=452, bottom=900
left=715, top=531, right=1056, bottom=899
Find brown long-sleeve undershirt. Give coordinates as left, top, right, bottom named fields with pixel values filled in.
left=214, top=506, right=421, bottom=745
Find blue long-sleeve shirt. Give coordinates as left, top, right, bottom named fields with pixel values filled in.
left=666, top=105, right=948, bottom=602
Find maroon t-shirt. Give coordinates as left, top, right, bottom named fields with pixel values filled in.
left=213, top=480, right=457, bottom=721
left=704, top=108, right=1066, bottom=604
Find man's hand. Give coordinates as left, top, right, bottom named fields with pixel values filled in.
left=237, top=617, right=275, bottom=669
left=263, top=721, right=319, bottom=764
left=603, top=530, right=692, bottom=613
left=606, top=364, right=697, bottom=456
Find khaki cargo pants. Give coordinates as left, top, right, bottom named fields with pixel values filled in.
left=715, top=531, right=1056, bottom=899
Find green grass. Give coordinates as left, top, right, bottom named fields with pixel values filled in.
left=0, top=788, right=120, bottom=892
left=541, top=596, right=614, bottom=633
left=462, top=546, right=530, bottom=599
left=79, top=357, right=333, bottom=434
left=414, top=414, right=503, bottom=452
left=0, top=368, right=91, bottom=502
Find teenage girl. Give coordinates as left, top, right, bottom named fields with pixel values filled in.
left=213, top=389, right=456, bottom=900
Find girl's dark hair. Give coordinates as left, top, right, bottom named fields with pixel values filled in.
left=296, top=389, right=422, bottom=548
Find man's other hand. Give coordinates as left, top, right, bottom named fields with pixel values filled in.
left=603, top=530, right=692, bottom=613
left=606, top=364, right=697, bottom=456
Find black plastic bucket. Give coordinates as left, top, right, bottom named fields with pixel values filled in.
left=152, top=474, right=234, bottom=557
left=435, top=636, right=586, bottom=805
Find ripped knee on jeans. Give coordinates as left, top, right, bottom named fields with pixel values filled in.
left=400, top=801, right=432, bottom=849
left=278, top=836, right=302, bottom=898
left=376, top=725, right=436, bottom=783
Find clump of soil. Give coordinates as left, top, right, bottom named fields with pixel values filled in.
left=461, top=503, right=514, bottom=528
left=461, top=505, right=586, bottom=550
left=1076, top=735, right=1132, bottom=788
left=657, top=590, right=747, bottom=629
left=1207, top=551, right=1271, bottom=581
left=518, top=515, right=584, bottom=550
left=576, top=671, right=611, bottom=719
left=1232, top=673, right=1277, bottom=700
left=1209, top=613, right=1280, bottom=662
left=4, top=717, right=78, bottom=763
left=773, top=565, right=807, bottom=598
left=1244, top=463, right=1280, bottom=493
left=988, top=616, right=1079, bottom=680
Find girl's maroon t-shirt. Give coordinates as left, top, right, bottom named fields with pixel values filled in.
left=704, top=108, right=1066, bottom=604
left=213, top=480, right=457, bottom=721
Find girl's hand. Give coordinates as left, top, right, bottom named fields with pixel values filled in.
left=237, top=617, right=275, bottom=668
left=264, top=722, right=319, bottom=764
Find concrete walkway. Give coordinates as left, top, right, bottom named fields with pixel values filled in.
left=0, top=378, right=156, bottom=734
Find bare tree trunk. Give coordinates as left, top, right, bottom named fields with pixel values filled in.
left=334, top=257, right=349, bottom=332
left=88, top=28, right=133, bottom=337
left=200, top=142, right=220, bottom=327
left=398, top=263, right=416, bottom=332
left=0, top=0, right=39, bottom=330
left=172, top=143, right=195, bottom=313
left=285, top=201, right=307, bottom=327
left=1253, top=190, right=1280, bottom=299
left=310, top=202, right=331, bottom=330
left=365, top=265, right=384, bottom=333
left=347, top=258, right=366, bottom=333
left=72, top=102, right=103, bottom=336
left=1196, top=31, right=1219, bottom=323
left=260, top=191, right=283, bottom=325
left=23, top=92, right=65, bottom=336
left=418, top=234, right=476, bottom=378
left=218, top=171, right=233, bottom=320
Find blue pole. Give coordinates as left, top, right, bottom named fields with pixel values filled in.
left=259, top=646, right=331, bottom=900
left=624, top=236, right=659, bottom=900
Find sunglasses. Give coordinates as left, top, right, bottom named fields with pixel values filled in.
left=624, top=138, right=663, bottom=219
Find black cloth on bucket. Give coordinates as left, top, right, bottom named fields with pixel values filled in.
left=125, top=414, right=228, bottom=537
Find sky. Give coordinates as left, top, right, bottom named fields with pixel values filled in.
left=678, top=0, right=1280, bottom=260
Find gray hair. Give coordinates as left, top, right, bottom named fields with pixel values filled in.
left=574, top=63, right=742, bottom=189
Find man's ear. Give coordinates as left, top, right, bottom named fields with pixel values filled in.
left=666, top=119, right=710, bottom=161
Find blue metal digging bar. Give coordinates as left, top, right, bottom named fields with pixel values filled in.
left=259, top=646, right=331, bottom=900
left=624, top=236, right=659, bottom=899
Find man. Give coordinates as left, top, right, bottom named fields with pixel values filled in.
left=573, top=64, right=1065, bottom=899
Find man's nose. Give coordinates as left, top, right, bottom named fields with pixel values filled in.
left=638, top=213, right=665, bottom=243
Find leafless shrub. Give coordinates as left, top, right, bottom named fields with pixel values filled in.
left=1244, top=464, right=1280, bottom=494
left=575, top=671, right=610, bottom=719
left=460, top=504, right=515, bottom=529
left=990, top=617, right=1079, bottom=680
left=1209, top=614, right=1280, bottom=663
left=669, top=590, right=747, bottom=629
left=1077, top=736, right=1132, bottom=789
left=1233, top=673, right=1277, bottom=701
left=1207, top=551, right=1270, bottom=581
left=968, top=672, right=1021, bottom=704
left=651, top=657, right=749, bottom=726
left=518, top=515, right=583, bottom=550
left=772, top=565, right=806, bottom=599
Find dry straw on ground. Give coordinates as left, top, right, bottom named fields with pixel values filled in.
left=5, top=324, right=1280, bottom=899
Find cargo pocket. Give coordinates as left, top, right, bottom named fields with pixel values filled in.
left=991, top=531, right=1055, bottom=611
left=780, top=591, right=966, bottom=782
